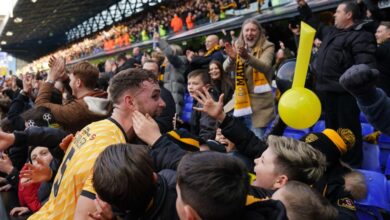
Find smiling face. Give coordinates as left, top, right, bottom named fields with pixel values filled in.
left=209, top=63, right=221, bottom=80
left=205, top=35, right=218, bottom=51
left=243, top=22, right=260, bottom=48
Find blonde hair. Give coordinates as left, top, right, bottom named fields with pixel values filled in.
left=268, top=135, right=326, bottom=184
left=280, top=181, right=338, bottom=220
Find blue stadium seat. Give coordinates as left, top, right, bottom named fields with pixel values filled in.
left=181, top=93, right=193, bottom=123
left=361, top=142, right=381, bottom=172
left=385, top=155, right=390, bottom=176
left=355, top=169, right=390, bottom=220
left=356, top=206, right=384, bottom=220
left=379, top=134, right=390, bottom=169
left=361, top=123, right=375, bottom=137
left=283, top=131, right=304, bottom=140
left=283, top=128, right=309, bottom=140
left=312, top=120, right=325, bottom=133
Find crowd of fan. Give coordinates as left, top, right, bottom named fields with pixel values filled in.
left=29, top=0, right=254, bottom=70
left=0, top=0, right=389, bottom=220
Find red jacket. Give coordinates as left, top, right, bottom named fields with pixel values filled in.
left=18, top=165, right=42, bottom=212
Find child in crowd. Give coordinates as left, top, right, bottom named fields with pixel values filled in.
left=10, top=145, right=55, bottom=218
left=191, top=88, right=326, bottom=189
left=272, top=181, right=338, bottom=220
left=187, top=69, right=218, bottom=141
left=91, top=143, right=179, bottom=220
left=301, top=128, right=366, bottom=219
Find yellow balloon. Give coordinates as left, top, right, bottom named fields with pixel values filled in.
left=278, top=88, right=321, bottom=129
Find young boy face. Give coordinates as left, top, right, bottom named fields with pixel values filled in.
left=253, top=147, right=280, bottom=189
left=187, top=75, right=206, bottom=98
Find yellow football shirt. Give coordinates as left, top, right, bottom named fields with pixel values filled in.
left=29, top=118, right=127, bottom=220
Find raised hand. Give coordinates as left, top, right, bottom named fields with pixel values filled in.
left=22, top=74, right=33, bottom=95
left=225, top=42, right=237, bottom=60
left=132, top=110, right=162, bottom=146
left=60, top=133, right=75, bottom=152
left=339, top=64, right=380, bottom=97
left=19, top=158, right=52, bottom=184
left=48, top=56, right=66, bottom=82
left=192, top=87, right=226, bottom=122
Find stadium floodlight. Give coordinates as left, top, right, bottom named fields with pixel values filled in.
left=31, top=0, right=37, bottom=3
left=5, top=31, right=13, bottom=36
left=1, top=41, right=7, bottom=45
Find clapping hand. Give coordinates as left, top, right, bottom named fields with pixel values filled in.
left=48, top=56, right=66, bottom=82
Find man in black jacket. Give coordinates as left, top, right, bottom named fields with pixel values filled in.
left=186, top=35, right=225, bottom=70
left=314, top=1, right=377, bottom=167
left=374, top=21, right=390, bottom=96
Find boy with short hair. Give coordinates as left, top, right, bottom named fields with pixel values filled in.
left=92, top=143, right=178, bottom=220
left=176, top=152, right=249, bottom=220
left=272, top=181, right=338, bottom=220
left=187, top=69, right=217, bottom=141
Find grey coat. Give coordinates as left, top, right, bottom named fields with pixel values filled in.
left=159, top=39, right=188, bottom=116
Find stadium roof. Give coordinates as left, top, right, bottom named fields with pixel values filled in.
left=0, top=0, right=141, bottom=61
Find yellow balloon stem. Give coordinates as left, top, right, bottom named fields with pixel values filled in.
left=292, top=22, right=316, bottom=88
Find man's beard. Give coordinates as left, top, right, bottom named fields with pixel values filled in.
left=245, top=36, right=259, bottom=48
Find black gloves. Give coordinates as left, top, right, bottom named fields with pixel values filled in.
left=339, top=64, right=379, bottom=97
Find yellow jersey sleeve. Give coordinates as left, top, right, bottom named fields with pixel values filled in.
left=80, top=174, right=96, bottom=199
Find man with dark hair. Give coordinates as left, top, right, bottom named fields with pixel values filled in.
left=35, top=58, right=108, bottom=133
left=313, top=1, right=377, bottom=167
left=176, top=152, right=249, bottom=220
left=143, top=60, right=176, bottom=133
left=25, top=68, right=166, bottom=220
left=115, top=53, right=136, bottom=73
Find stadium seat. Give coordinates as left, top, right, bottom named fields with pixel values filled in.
left=379, top=134, right=390, bottom=169
left=385, top=155, right=390, bottom=176
left=361, top=142, right=381, bottom=172
left=355, top=169, right=390, bottom=220
left=181, top=93, right=193, bottom=123
left=283, top=128, right=309, bottom=140
left=361, top=123, right=375, bottom=137
left=312, top=120, right=325, bottom=133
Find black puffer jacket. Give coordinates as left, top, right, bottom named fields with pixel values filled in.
left=314, top=23, right=377, bottom=93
